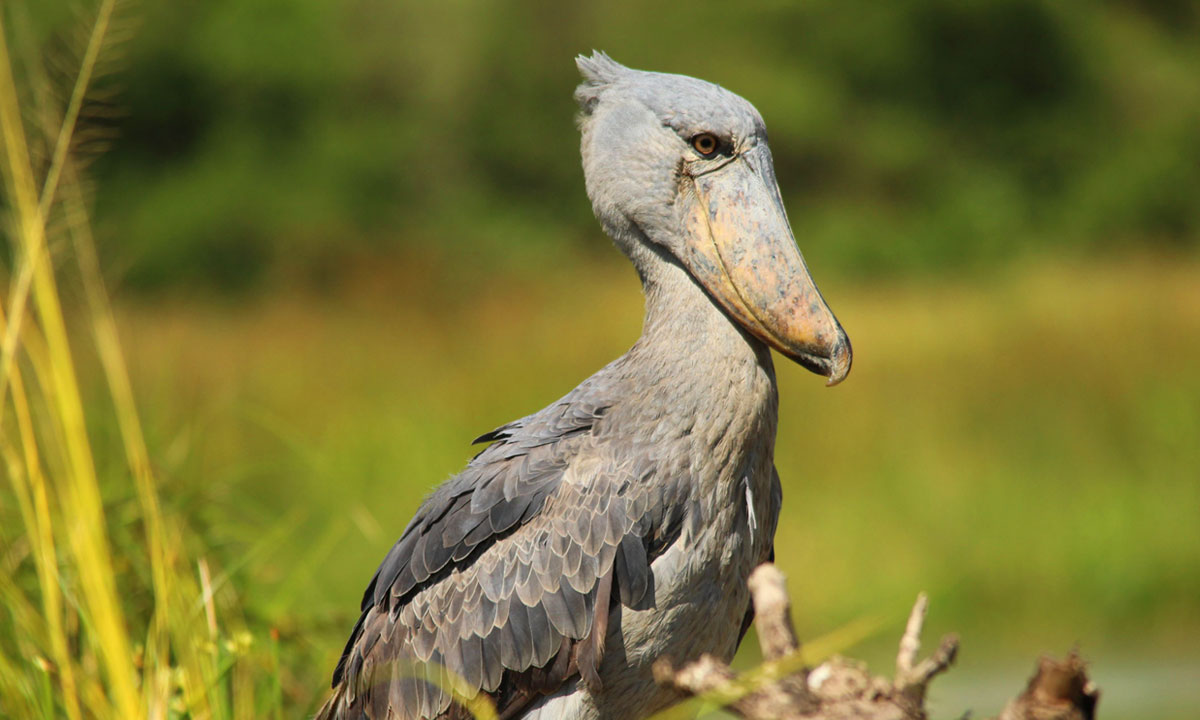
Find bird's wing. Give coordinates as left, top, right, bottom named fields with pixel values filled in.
left=321, top=397, right=697, bottom=720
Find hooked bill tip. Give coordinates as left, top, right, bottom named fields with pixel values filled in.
left=824, top=336, right=852, bottom=387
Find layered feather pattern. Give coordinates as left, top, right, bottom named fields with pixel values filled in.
left=321, top=388, right=683, bottom=719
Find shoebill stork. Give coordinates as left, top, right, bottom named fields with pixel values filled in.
left=318, top=52, right=851, bottom=720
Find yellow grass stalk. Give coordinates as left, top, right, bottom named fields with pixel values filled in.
left=5, top=42, right=227, bottom=720
left=0, top=16, right=140, bottom=719
left=0, top=0, right=113, bottom=422
left=0, top=305, right=84, bottom=720
left=0, top=0, right=115, bottom=423
left=61, top=158, right=177, bottom=720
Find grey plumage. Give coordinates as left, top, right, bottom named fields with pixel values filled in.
left=318, top=52, right=850, bottom=720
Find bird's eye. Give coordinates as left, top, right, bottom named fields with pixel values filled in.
left=691, top=133, right=719, bottom=157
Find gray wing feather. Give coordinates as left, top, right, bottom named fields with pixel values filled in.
left=503, top=600, right=532, bottom=668
left=616, top=533, right=651, bottom=606
left=526, top=602, right=555, bottom=667
left=540, top=587, right=571, bottom=636
left=460, top=634, right=483, bottom=691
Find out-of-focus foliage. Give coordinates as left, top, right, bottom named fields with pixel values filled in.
left=20, top=0, right=1200, bottom=290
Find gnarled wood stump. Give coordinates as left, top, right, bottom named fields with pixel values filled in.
left=654, top=564, right=1099, bottom=720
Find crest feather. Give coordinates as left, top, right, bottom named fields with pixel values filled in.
left=574, top=51, right=629, bottom=114
left=575, top=51, right=628, bottom=85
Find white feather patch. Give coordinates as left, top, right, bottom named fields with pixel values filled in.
left=744, top=479, right=757, bottom=534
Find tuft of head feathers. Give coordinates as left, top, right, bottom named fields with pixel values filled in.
left=574, top=51, right=630, bottom=114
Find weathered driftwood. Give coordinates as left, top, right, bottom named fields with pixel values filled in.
left=998, top=651, right=1099, bottom=720
left=654, top=564, right=1099, bottom=720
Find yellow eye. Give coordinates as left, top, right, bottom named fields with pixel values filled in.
left=691, top=133, right=719, bottom=157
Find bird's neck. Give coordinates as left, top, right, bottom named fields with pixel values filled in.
left=615, top=249, right=779, bottom=427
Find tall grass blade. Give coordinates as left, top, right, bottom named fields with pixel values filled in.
left=0, top=319, right=84, bottom=720
left=0, top=12, right=139, bottom=718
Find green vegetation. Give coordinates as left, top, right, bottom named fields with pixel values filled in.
left=19, top=0, right=1200, bottom=290
left=2, top=1, right=1199, bottom=719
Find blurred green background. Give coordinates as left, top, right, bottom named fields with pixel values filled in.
left=9, top=0, right=1200, bottom=717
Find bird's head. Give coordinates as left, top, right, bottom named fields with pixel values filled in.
left=575, top=52, right=851, bottom=385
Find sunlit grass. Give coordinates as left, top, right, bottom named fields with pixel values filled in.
left=0, top=5, right=275, bottom=718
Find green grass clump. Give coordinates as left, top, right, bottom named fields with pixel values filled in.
left=0, top=5, right=279, bottom=718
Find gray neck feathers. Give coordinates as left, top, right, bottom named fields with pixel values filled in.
left=599, top=243, right=778, bottom=445
left=637, top=244, right=771, bottom=373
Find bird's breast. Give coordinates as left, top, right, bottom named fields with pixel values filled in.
left=576, top=373, right=780, bottom=718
